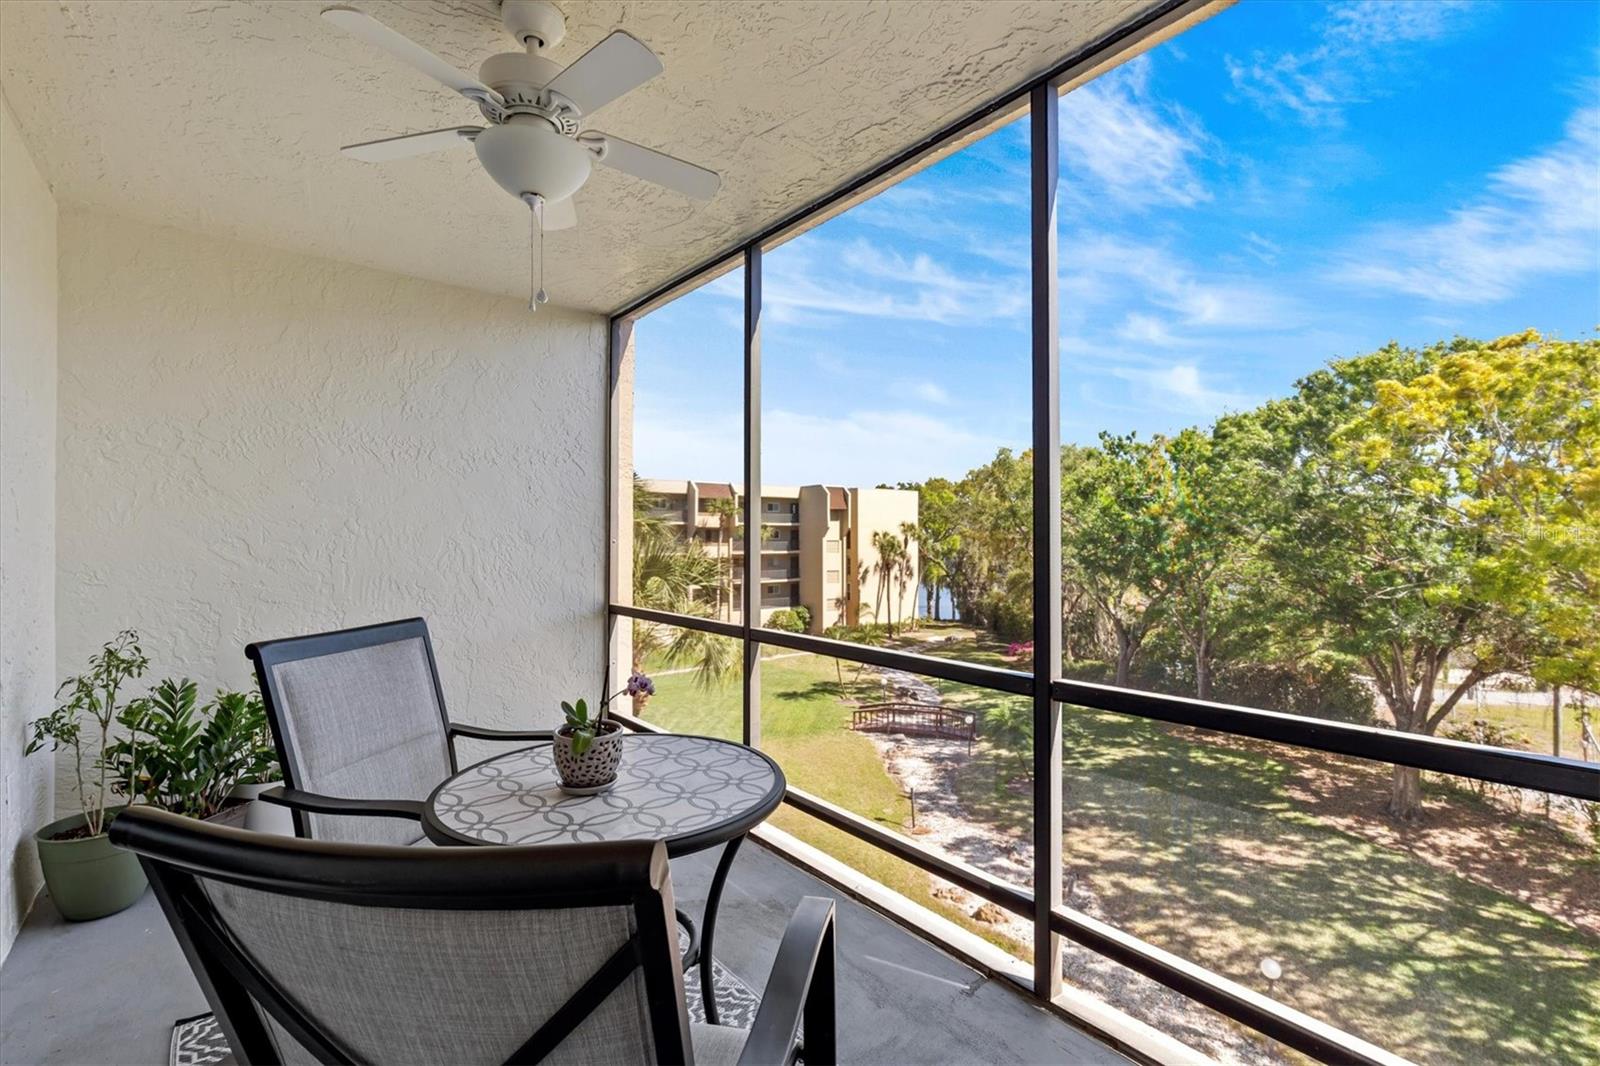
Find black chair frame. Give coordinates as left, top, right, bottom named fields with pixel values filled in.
left=245, top=618, right=703, bottom=970
left=113, top=807, right=836, bottom=1066
left=245, top=617, right=553, bottom=836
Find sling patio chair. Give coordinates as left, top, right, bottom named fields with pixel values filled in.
left=245, top=617, right=550, bottom=846
left=112, top=806, right=836, bottom=1065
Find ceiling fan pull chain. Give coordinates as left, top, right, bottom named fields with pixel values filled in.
left=537, top=208, right=548, bottom=306
left=525, top=194, right=550, bottom=311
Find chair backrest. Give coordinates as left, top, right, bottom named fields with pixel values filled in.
left=246, top=619, right=454, bottom=845
left=112, top=807, right=694, bottom=1066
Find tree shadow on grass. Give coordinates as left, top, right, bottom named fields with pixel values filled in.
left=1047, top=710, right=1600, bottom=1063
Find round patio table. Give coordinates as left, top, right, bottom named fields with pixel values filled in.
left=422, top=732, right=785, bottom=1024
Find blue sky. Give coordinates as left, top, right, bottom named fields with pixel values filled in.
left=634, top=0, right=1599, bottom=488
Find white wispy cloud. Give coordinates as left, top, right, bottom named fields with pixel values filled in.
left=1329, top=105, right=1600, bottom=302
left=1060, top=56, right=1211, bottom=209
left=1243, top=232, right=1281, bottom=266
left=1116, top=313, right=1186, bottom=348
left=848, top=176, right=1030, bottom=271
left=1226, top=0, right=1475, bottom=125
left=1106, top=362, right=1261, bottom=418
left=905, top=381, right=952, bottom=405
left=756, top=238, right=1030, bottom=328
left=1064, top=233, right=1300, bottom=336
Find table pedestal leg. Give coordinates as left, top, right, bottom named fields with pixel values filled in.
left=699, top=836, right=743, bottom=1026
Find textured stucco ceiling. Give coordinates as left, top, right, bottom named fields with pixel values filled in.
left=1, top=1, right=1155, bottom=313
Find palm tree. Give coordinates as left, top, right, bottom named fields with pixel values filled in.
left=705, top=496, right=740, bottom=620
left=664, top=624, right=739, bottom=692
left=632, top=473, right=668, bottom=540
left=624, top=474, right=740, bottom=706
left=897, top=522, right=918, bottom=631
left=629, top=520, right=739, bottom=701
left=870, top=530, right=908, bottom=635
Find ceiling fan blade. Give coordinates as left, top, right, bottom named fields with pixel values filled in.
left=322, top=6, right=503, bottom=107
left=593, top=135, right=720, bottom=201
left=341, top=127, right=481, bottom=162
left=539, top=196, right=578, bottom=231
left=545, top=31, right=662, bottom=116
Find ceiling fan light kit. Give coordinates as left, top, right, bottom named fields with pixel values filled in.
left=322, top=0, right=719, bottom=310
left=474, top=118, right=592, bottom=203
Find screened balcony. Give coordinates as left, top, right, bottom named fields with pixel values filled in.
left=2, top=1, right=1596, bottom=1065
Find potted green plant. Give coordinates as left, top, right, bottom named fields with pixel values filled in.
left=103, top=679, right=274, bottom=829
left=553, top=673, right=653, bottom=793
left=224, top=689, right=292, bottom=834
left=25, top=631, right=150, bottom=921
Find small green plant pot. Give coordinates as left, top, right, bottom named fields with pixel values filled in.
left=33, top=807, right=147, bottom=921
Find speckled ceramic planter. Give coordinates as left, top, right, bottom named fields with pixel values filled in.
left=553, top=721, right=624, bottom=792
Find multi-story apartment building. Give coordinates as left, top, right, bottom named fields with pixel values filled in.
left=638, top=479, right=918, bottom=634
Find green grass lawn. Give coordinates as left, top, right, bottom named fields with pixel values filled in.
left=953, top=708, right=1600, bottom=1064
left=641, top=649, right=1027, bottom=954
left=641, top=629, right=1600, bottom=1064
left=1441, top=699, right=1594, bottom=760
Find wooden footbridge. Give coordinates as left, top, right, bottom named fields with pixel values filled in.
left=850, top=702, right=977, bottom=751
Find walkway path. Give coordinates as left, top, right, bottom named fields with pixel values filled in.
left=854, top=657, right=1284, bottom=1065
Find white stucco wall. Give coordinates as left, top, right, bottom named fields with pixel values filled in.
left=0, top=93, right=58, bottom=960
left=55, top=209, right=608, bottom=812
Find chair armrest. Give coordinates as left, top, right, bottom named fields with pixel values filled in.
left=447, top=723, right=554, bottom=743
left=739, top=896, right=836, bottom=1066
left=257, top=786, right=425, bottom=822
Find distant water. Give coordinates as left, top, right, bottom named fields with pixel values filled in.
left=916, top=587, right=959, bottom=621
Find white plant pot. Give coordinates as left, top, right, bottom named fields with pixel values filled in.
left=229, top=780, right=294, bottom=836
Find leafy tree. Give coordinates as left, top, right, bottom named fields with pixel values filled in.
left=1157, top=425, right=1284, bottom=701
left=981, top=699, right=1033, bottom=781
left=1060, top=434, right=1179, bottom=687
left=1258, top=332, right=1597, bottom=818
left=943, top=449, right=1032, bottom=632
left=1358, top=331, right=1598, bottom=697
left=906, top=478, right=962, bottom=621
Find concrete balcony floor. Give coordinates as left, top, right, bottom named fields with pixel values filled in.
left=0, top=840, right=1127, bottom=1065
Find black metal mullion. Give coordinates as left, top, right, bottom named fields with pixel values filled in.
left=605, top=317, right=629, bottom=690
left=1052, top=678, right=1600, bottom=801
left=1028, top=81, right=1064, bottom=1002
left=743, top=246, right=763, bottom=749
left=749, top=624, right=1031, bottom=694
left=612, top=603, right=744, bottom=640
left=614, top=597, right=1599, bottom=801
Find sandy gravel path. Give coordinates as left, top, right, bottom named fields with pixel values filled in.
left=860, top=663, right=1284, bottom=1065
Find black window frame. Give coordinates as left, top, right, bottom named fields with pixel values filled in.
left=601, top=2, right=1600, bottom=1060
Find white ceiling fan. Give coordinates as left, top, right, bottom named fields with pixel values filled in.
left=322, top=0, right=719, bottom=307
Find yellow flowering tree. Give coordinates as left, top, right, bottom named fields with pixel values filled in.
left=1262, top=331, right=1598, bottom=818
